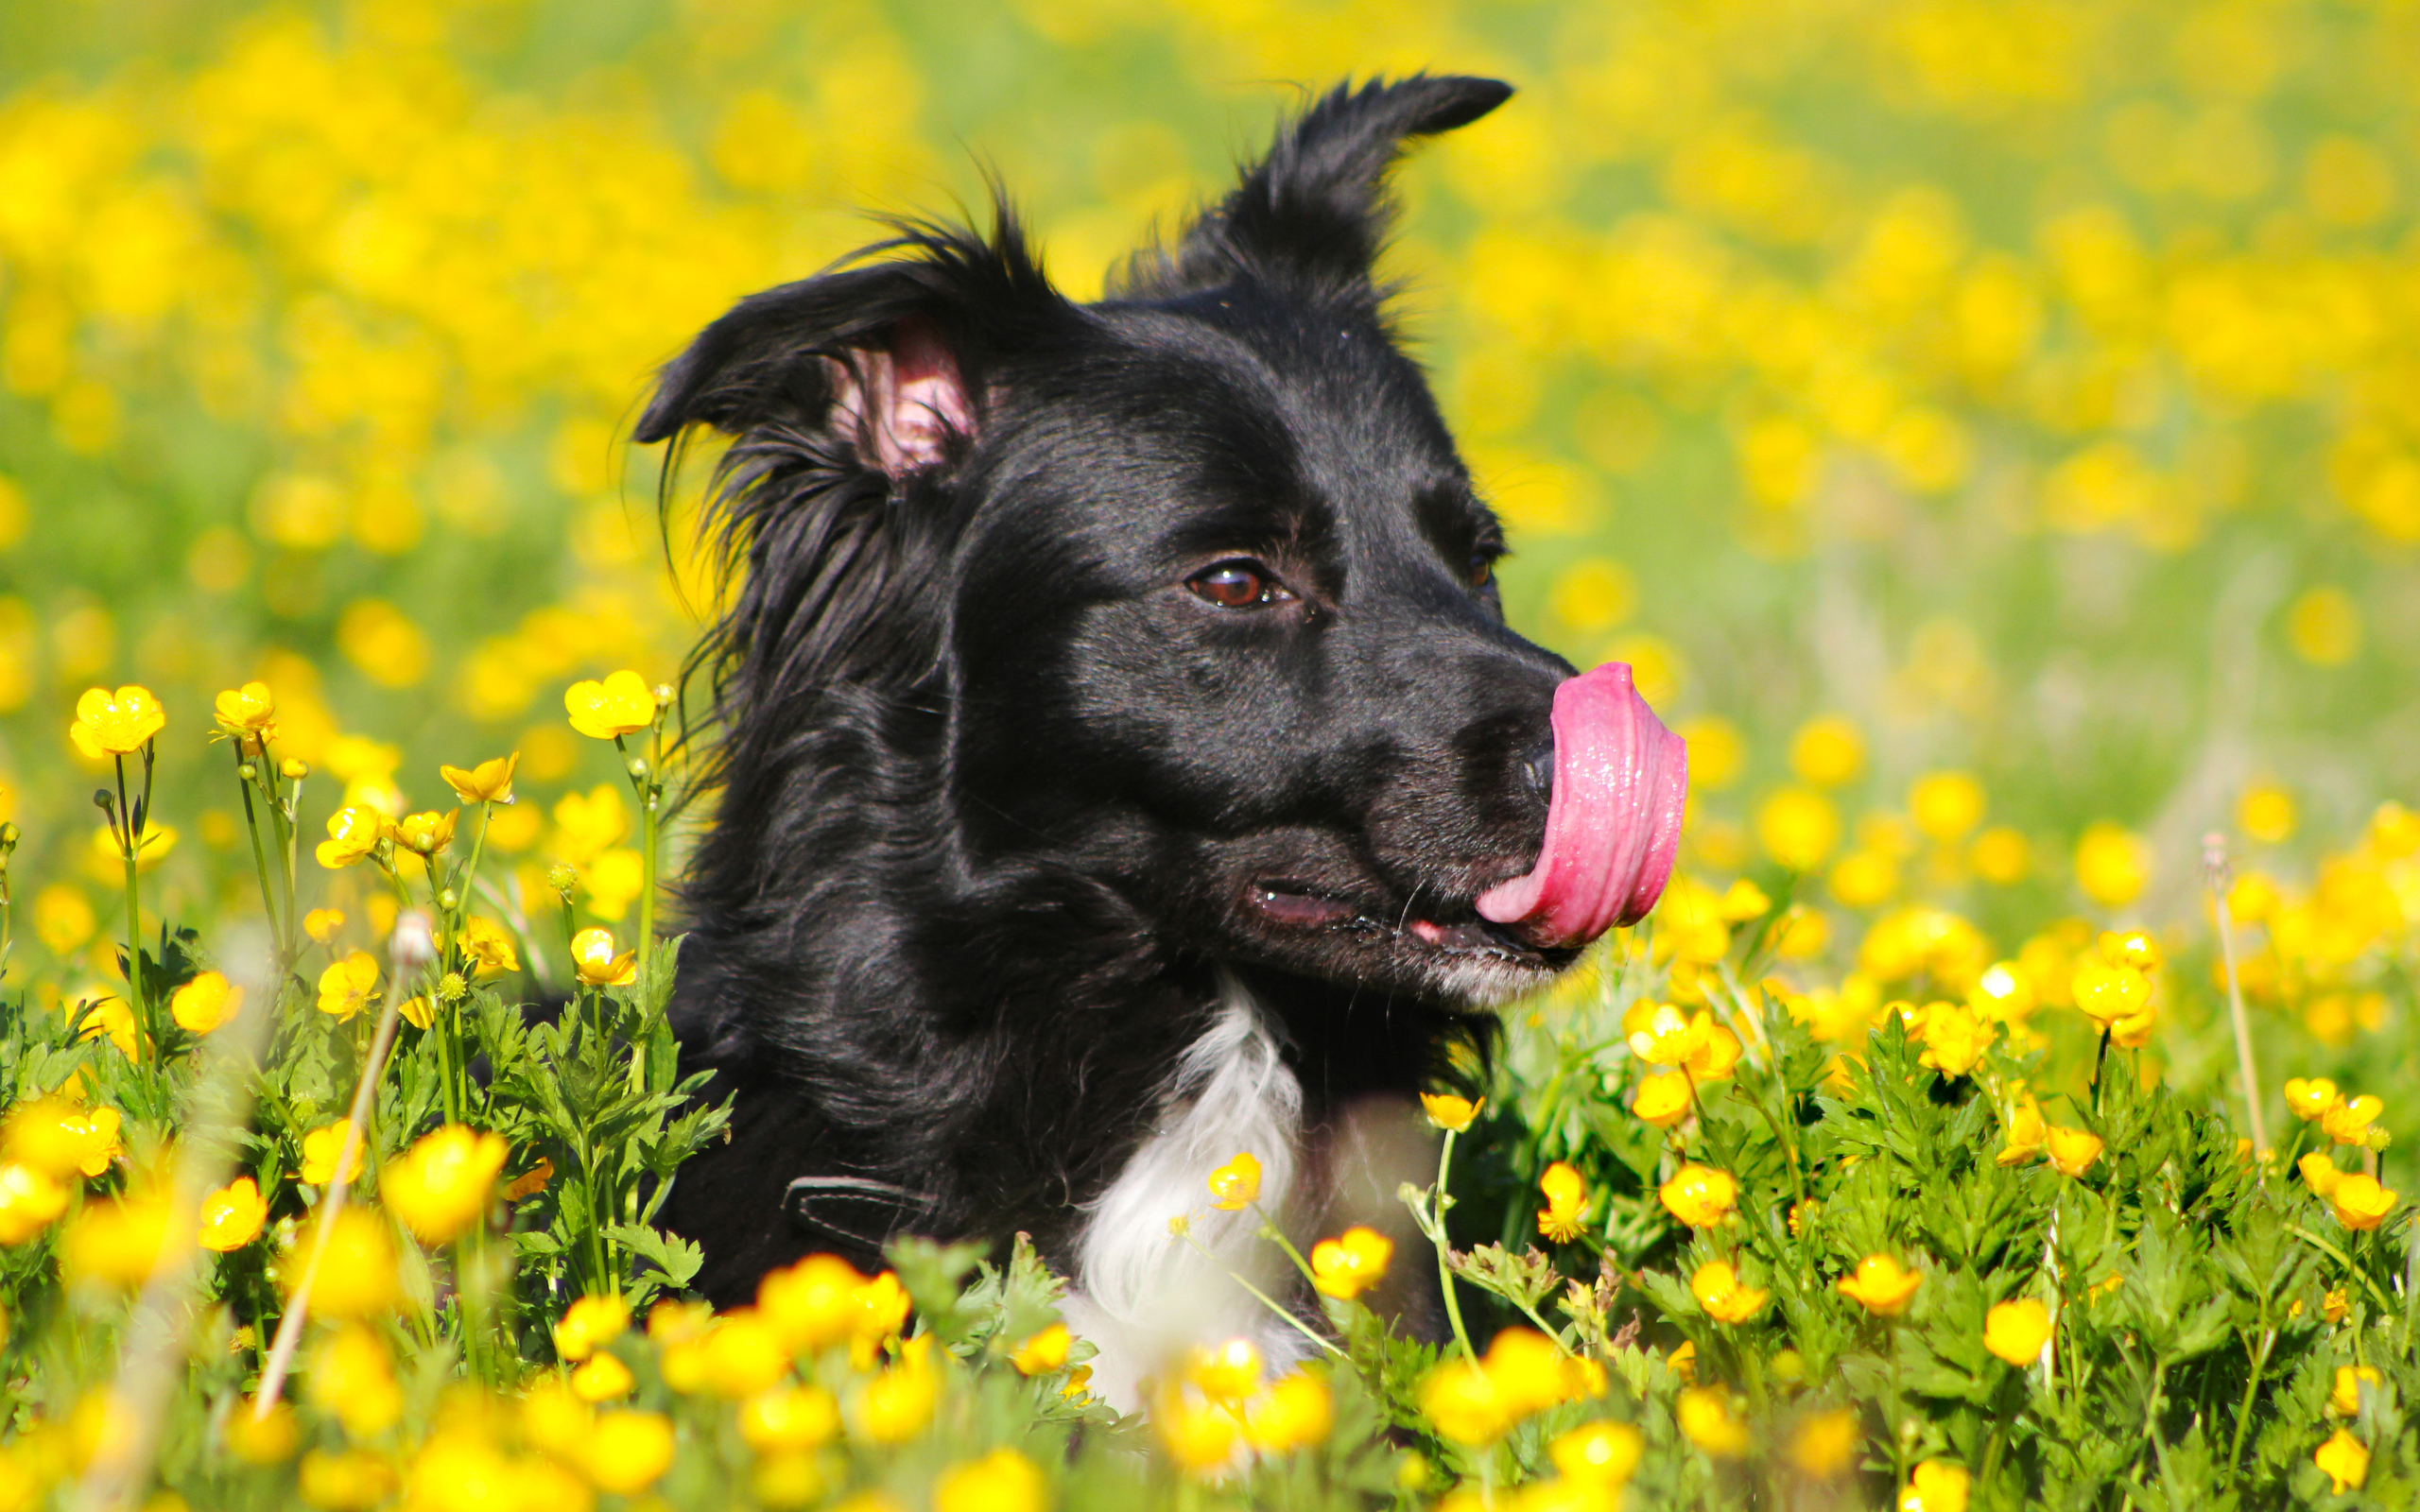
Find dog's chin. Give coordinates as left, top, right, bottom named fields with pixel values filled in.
left=1234, top=882, right=1577, bottom=1009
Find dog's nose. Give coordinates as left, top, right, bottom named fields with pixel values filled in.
left=1520, top=739, right=1555, bottom=802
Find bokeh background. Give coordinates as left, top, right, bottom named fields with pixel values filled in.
left=1, top=0, right=2415, bottom=1108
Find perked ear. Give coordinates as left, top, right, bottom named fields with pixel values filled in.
left=1119, top=74, right=1512, bottom=301
left=634, top=216, right=1058, bottom=479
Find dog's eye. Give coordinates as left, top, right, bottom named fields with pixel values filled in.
left=1187, top=559, right=1289, bottom=610
left=1468, top=555, right=1495, bottom=590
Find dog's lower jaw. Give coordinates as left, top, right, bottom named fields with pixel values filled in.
left=1062, top=968, right=1313, bottom=1412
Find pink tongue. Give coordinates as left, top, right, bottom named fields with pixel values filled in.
left=1475, top=662, right=1688, bottom=949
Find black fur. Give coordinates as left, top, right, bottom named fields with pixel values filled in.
left=638, top=76, right=1579, bottom=1303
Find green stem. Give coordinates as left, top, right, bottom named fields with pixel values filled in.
left=235, top=747, right=285, bottom=959
left=115, top=753, right=148, bottom=1063
left=1435, top=1129, right=1479, bottom=1369
left=2285, top=1224, right=2396, bottom=1315
left=2226, top=1307, right=2273, bottom=1481
left=638, top=726, right=659, bottom=978
left=1173, top=1229, right=1341, bottom=1359
left=278, top=770, right=303, bottom=963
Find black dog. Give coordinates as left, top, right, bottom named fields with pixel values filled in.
left=635, top=75, right=1668, bottom=1401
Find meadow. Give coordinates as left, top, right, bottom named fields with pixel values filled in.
left=0, top=0, right=2417, bottom=1506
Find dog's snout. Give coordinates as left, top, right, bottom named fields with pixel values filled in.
left=1520, top=739, right=1555, bottom=801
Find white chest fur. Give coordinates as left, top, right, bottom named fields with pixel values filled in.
left=1058, top=970, right=1315, bottom=1411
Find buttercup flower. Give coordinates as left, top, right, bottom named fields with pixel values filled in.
left=387, top=808, right=458, bottom=857
left=440, top=752, right=519, bottom=805
left=1551, top=1420, right=1644, bottom=1485
left=213, top=682, right=276, bottom=744
left=1898, top=1459, right=1971, bottom=1512
left=315, top=807, right=382, bottom=869
left=554, top=1294, right=631, bottom=1362
left=1659, top=1163, right=1737, bottom=1228
left=1690, top=1260, right=1770, bottom=1324
left=6, top=1097, right=122, bottom=1178
left=2330, top=1173, right=2397, bottom=1231
left=461, top=917, right=522, bottom=979
left=2315, top=1428, right=2370, bottom=1494
left=60, top=1193, right=171, bottom=1287
left=381, top=1124, right=508, bottom=1243
left=566, top=671, right=659, bottom=740
left=1838, top=1253, right=1924, bottom=1316
left=2330, top=1365, right=2383, bottom=1418
left=571, top=926, right=638, bottom=988
left=1676, top=1385, right=1749, bottom=1456
left=0, top=1163, right=69, bottom=1245
left=1917, top=1001, right=1994, bottom=1078
left=587, top=1411, right=676, bottom=1495
left=2323, top=1094, right=2384, bottom=1146
left=1996, top=1095, right=2047, bottom=1166
left=1186, top=1337, right=1263, bottom=1402
left=292, top=1209, right=400, bottom=1318
left=1421, top=1091, right=1479, bottom=1131
left=316, top=952, right=380, bottom=1022
left=69, top=686, right=164, bottom=759
left=1632, top=1070, right=1692, bottom=1129
left=936, top=1448, right=1048, bottom=1512
left=1537, top=1161, right=1588, bottom=1243
left=300, top=1121, right=366, bottom=1186
left=2301, top=1153, right=2345, bottom=1197
left=171, top=971, right=242, bottom=1034
left=2045, top=1125, right=2104, bottom=1177
left=1983, top=1298, right=2051, bottom=1366
left=2286, top=1077, right=2340, bottom=1122
left=1156, top=1383, right=1239, bottom=1470
left=2069, top=959, right=2149, bottom=1030
left=1790, top=1409, right=1859, bottom=1478
left=739, top=1384, right=841, bottom=1452
left=1685, top=1022, right=1744, bottom=1081
left=856, top=1334, right=942, bottom=1443
left=198, top=1177, right=268, bottom=1251
left=302, top=908, right=346, bottom=943
left=1243, top=1372, right=1333, bottom=1453
left=1206, top=1151, right=1261, bottom=1210
left=1310, top=1226, right=1392, bottom=1299
left=1009, top=1322, right=1070, bottom=1375
left=1628, top=1003, right=1711, bottom=1065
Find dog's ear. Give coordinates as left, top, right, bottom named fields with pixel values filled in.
left=1120, top=75, right=1512, bottom=300
left=634, top=218, right=1061, bottom=477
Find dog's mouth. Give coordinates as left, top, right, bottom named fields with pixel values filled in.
left=1246, top=880, right=1577, bottom=972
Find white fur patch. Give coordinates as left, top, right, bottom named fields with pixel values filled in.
left=1061, top=969, right=1310, bottom=1411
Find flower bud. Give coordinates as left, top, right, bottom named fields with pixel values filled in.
left=237, top=763, right=257, bottom=782
left=94, top=790, right=116, bottom=815
left=627, top=757, right=648, bottom=780
left=547, top=863, right=578, bottom=898
left=281, top=758, right=309, bottom=780
left=438, top=888, right=459, bottom=913
left=0, top=821, right=18, bottom=850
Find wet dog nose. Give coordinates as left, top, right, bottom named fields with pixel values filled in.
left=1520, top=740, right=1555, bottom=801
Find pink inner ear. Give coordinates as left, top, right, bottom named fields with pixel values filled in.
left=827, top=317, right=976, bottom=476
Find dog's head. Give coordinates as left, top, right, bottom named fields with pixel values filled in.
left=643, top=77, right=1674, bottom=1008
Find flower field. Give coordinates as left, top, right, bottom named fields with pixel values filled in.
left=2, top=0, right=2419, bottom=1506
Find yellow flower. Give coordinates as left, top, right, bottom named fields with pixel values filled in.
left=399, top=996, right=433, bottom=1030
left=290, top=1208, right=400, bottom=1318
left=2045, top=1125, right=2104, bottom=1177
left=302, top=908, right=347, bottom=944
left=461, top=917, right=521, bottom=980
left=301, top=1121, right=365, bottom=1186
left=60, top=1193, right=171, bottom=1288
left=1632, top=1071, right=1692, bottom=1129
left=315, top=807, right=383, bottom=869
left=316, top=952, right=380, bottom=1022
left=2331, top=1174, right=2397, bottom=1231
left=1421, top=1091, right=1480, bottom=1132
left=2098, top=929, right=2160, bottom=971
left=380, top=1124, right=508, bottom=1243
left=387, top=808, right=458, bottom=857
left=1967, top=962, right=2036, bottom=1022
left=935, top=1448, right=1047, bottom=1512
left=756, top=1253, right=899, bottom=1356
left=2315, top=1428, right=2370, bottom=1494
left=1667, top=1341, right=1696, bottom=1382
left=1008, top=1322, right=1070, bottom=1375
left=1917, top=1001, right=1994, bottom=1078
left=1996, top=1095, right=2047, bottom=1166
left=1676, top=1385, right=1749, bottom=1456
left=198, top=1177, right=268, bottom=1251
left=1898, top=1459, right=1970, bottom=1512
left=308, top=1322, right=402, bottom=1439
left=1685, top=1022, right=1743, bottom=1081
left=570, top=926, right=638, bottom=988
left=2069, top=959, right=2149, bottom=1030
left=2286, top=1077, right=2340, bottom=1122
left=739, top=1384, right=841, bottom=1452
left=1758, top=786, right=1841, bottom=870
left=225, top=1400, right=300, bottom=1465
left=553, top=1294, right=631, bottom=1362
left=2323, top=1095, right=2384, bottom=1146
left=2302, top=1153, right=2345, bottom=1198
left=2074, top=822, right=2150, bottom=908
left=565, top=671, right=659, bottom=741
left=587, top=1410, right=676, bottom=1495
left=0, top=1162, right=69, bottom=1245
left=856, top=1335, right=942, bottom=1443
left=1206, top=1151, right=1261, bottom=1211
left=440, top=752, right=520, bottom=805
left=75, top=995, right=141, bottom=1060
left=6, top=1096, right=122, bottom=1178
left=1789, top=1409, right=1859, bottom=1478
left=1627, top=1003, right=1710, bottom=1066
left=1537, top=1161, right=1588, bottom=1244
left=1838, top=1253, right=1924, bottom=1316
left=694, top=1311, right=787, bottom=1397
left=171, top=971, right=242, bottom=1034
left=213, top=682, right=277, bottom=743
left=1550, top=1420, right=1643, bottom=1485
left=69, top=686, right=164, bottom=759
left=1155, top=1383, right=1239, bottom=1471
left=1310, top=1226, right=1392, bottom=1300
left=1658, top=1163, right=1737, bottom=1228
left=2330, top=1365, right=2382, bottom=1418
left=2325, top=1289, right=2350, bottom=1324
left=572, top=1352, right=635, bottom=1401
left=1243, top=1372, right=1333, bottom=1454
left=300, top=1449, right=396, bottom=1508
left=1186, top=1337, right=1264, bottom=1402
left=1690, top=1260, right=1770, bottom=1324
left=1983, top=1298, right=2051, bottom=1366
